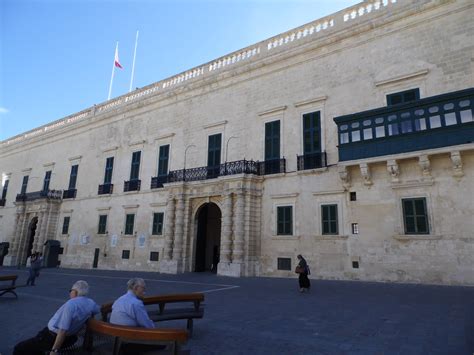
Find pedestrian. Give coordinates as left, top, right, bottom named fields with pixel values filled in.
left=26, top=253, right=41, bottom=286
left=296, top=254, right=311, bottom=293
left=13, top=280, right=100, bottom=355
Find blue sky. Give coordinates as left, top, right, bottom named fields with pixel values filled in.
left=0, top=0, right=358, bottom=141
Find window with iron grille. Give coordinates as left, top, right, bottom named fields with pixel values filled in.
left=277, top=206, right=293, bottom=235
left=21, top=176, right=29, bottom=194
left=130, top=151, right=141, bottom=180
left=322, top=204, right=338, bottom=235
left=122, top=250, right=130, bottom=259
left=104, top=157, right=114, bottom=184
left=150, top=252, right=159, bottom=261
left=303, top=111, right=321, bottom=154
left=402, top=198, right=429, bottom=234
left=98, top=215, right=107, bottom=234
left=124, top=214, right=135, bottom=235
left=277, top=257, right=291, bottom=270
left=265, top=120, right=280, bottom=160
left=152, top=212, right=164, bottom=235
left=62, top=216, right=70, bottom=235
left=68, top=165, right=79, bottom=189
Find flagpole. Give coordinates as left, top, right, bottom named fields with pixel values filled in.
left=129, top=31, right=139, bottom=92
left=108, top=42, right=118, bottom=100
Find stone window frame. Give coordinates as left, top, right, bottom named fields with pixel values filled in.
left=153, top=133, right=175, bottom=178
left=151, top=211, right=165, bottom=236
left=270, top=193, right=299, bottom=238
left=101, top=146, right=118, bottom=185
left=124, top=213, right=135, bottom=235
left=97, top=214, right=108, bottom=235
left=312, top=191, right=347, bottom=239
left=321, top=204, right=339, bottom=235
left=259, top=106, right=286, bottom=162
left=294, top=96, right=327, bottom=157
left=401, top=197, right=429, bottom=234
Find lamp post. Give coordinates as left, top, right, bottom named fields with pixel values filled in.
left=183, top=144, right=196, bottom=181
left=225, top=136, right=238, bottom=175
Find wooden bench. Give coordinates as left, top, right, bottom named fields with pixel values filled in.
left=0, top=275, right=18, bottom=298
left=101, top=293, right=205, bottom=337
left=84, top=318, right=188, bottom=355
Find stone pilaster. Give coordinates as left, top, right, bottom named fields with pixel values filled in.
left=163, top=195, right=175, bottom=261
left=219, top=193, right=233, bottom=263
left=172, top=195, right=185, bottom=260
left=232, top=191, right=245, bottom=263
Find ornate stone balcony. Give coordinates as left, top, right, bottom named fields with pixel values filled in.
left=15, top=190, right=63, bottom=202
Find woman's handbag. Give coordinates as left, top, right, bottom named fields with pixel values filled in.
left=295, top=266, right=304, bottom=274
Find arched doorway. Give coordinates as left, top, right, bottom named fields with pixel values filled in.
left=25, top=217, right=38, bottom=264
left=195, top=203, right=221, bottom=272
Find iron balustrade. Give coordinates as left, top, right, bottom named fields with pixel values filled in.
left=15, top=190, right=63, bottom=202
left=124, top=179, right=141, bottom=192
left=297, top=152, right=327, bottom=171
left=258, top=158, right=286, bottom=175
left=150, top=176, right=169, bottom=189
left=62, top=189, right=77, bottom=199
left=98, top=183, right=113, bottom=195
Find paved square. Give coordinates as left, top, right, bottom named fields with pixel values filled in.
left=0, top=267, right=473, bottom=354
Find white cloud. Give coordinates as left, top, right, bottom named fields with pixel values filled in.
left=0, top=107, right=8, bottom=114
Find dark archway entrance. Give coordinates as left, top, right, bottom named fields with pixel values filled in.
left=195, top=203, right=221, bottom=272
left=25, top=217, right=38, bottom=263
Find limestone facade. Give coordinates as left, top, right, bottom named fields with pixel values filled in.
left=1, top=0, right=473, bottom=284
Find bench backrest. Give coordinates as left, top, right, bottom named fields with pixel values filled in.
left=0, top=275, right=17, bottom=283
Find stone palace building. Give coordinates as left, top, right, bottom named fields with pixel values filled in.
left=1, top=0, right=473, bottom=285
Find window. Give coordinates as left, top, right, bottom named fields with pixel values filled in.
left=130, top=151, right=141, bottom=181
left=98, top=215, right=107, bottom=234
left=104, top=157, right=114, bottom=184
left=207, top=134, right=222, bottom=178
left=122, top=250, right=130, bottom=259
left=68, top=165, right=79, bottom=189
left=350, top=192, right=357, bottom=201
left=302, top=111, right=321, bottom=154
left=277, top=257, right=291, bottom=271
left=124, top=214, right=135, bottom=235
left=387, top=88, right=420, bottom=106
left=158, top=145, right=170, bottom=177
left=43, top=171, right=52, bottom=191
left=21, top=176, right=29, bottom=194
left=321, top=204, right=338, bottom=235
left=265, top=120, right=280, bottom=160
left=150, top=252, right=159, bottom=261
left=1, top=179, right=9, bottom=200
left=152, top=212, right=164, bottom=235
left=351, top=223, right=359, bottom=235
left=402, top=198, right=429, bottom=234
left=277, top=206, right=293, bottom=235
left=62, top=216, right=70, bottom=235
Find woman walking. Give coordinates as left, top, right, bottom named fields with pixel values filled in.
left=296, top=254, right=311, bottom=293
left=26, top=253, right=41, bottom=286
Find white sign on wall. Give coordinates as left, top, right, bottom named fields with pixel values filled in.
left=138, top=234, right=146, bottom=248
left=111, top=234, right=118, bottom=248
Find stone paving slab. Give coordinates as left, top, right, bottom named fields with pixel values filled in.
left=0, top=267, right=473, bottom=355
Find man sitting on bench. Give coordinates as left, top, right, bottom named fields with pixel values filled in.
left=13, top=280, right=100, bottom=355
left=110, top=277, right=165, bottom=354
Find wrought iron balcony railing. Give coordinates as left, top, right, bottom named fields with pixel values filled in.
left=297, top=152, right=327, bottom=171
left=124, top=179, right=141, bottom=192
left=98, top=183, right=113, bottom=195
left=0, top=199, right=5, bottom=207
left=150, top=176, right=169, bottom=189
left=15, top=189, right=63, bottom=202
left=258, top=158, right=286, bottom=175
left=62, top=189, right=77, bottom=199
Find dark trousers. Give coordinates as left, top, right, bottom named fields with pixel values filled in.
left=13, top=327, right=77, bottom=355
left=26, top=268, right=37, bottom=285
left=299, top=273, right=311, bottom=289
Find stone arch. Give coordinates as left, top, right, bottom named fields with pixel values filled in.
left=193, top=202, right=222, bottom=272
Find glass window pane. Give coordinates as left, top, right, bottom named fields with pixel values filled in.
left=388, top=115, right=397, bottom=122
left=375, top=126, right=385, bottom=138
left=388, top=123, right=399, bottom=136
left=351, top=130, right=361, bottom=142
left=429, top=115, right=441, bottom=128
left=444, top=112, right=457, bottom=126
left=415, top=109, right=424, bottom=116
left=443, top=103, right=454, bottom=110
left=459, top=100, right=470, bottom=108
left=375, top=117, right=384, bottom=124
left=414, top=118, right=426, bottom=131
left=429, top=106, right=439, bottom=114
left=401, top=112, right=410, bottom=119
left=416, top=216, right=428, bottom=233
left=460, top=110, right=473, bottom=123
left=351, top=122, right=360, bottom=128
left=363, top=128, right=373, bottom=140
left=340, top=132, right=349, bottom=144
left=363, top=119, right=371, bottom=126
left=403, top=200, right=414, bottom=215
left=340, top=124, right=348, bottom=131
left=401, top=120, right=413, bottom=133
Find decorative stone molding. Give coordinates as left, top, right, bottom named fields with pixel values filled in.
left=102, top=146, right=119, bottom=153
left=392, top=234, right=442, bottom=241
left=68, top=155, right=82, bottom=164
left=312, top=189, right=345, bottom=196
left=122, top=204, right=139, bottom=210
left=293, top=96, right=327, bottom=108
left=43, top=162, right=55, bottom=169
left=359, top=163, right=372, bottom=186
left=270, top=193, right=299, bottom=199
left=203, top=120, right=228, bottom=129
left=418, top=155, right=432, bottom=181
left=338, top=166, right=351, bottom=190
left=96, top=207, right=111, bottom=211
left=257, top=106, right=287, bottom=117
left=391, top=180, right=434, bottom=190
left=387, top=159, right=400, bottom=183
left=149, top=202, right=167, bottom=207
left=129, top=139, right=147, bottom=147
left=21, top=168, right=32, bottom=173
left=375, top=69, right=429, bottom=87
left=450, top=151, right=464, bottom=179
left=154, top=133, right=175, bottom=141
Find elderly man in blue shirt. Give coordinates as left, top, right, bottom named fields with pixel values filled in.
left=13, top=280, right=100, bottom=355
left=110, top=277, right=165, bottom=354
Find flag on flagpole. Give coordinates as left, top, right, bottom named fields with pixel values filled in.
left=114, top=45, right=123, bottom=69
